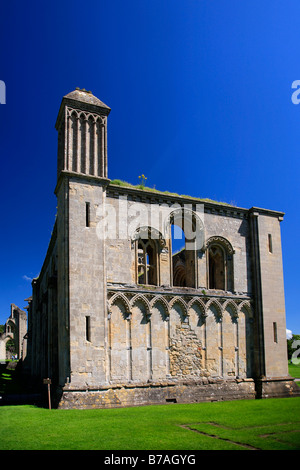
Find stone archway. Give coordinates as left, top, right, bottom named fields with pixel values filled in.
left=0, top=334, right=14, bottom=361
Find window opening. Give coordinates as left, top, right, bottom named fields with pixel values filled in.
left=208, top=245, right=225, bottom=290
left=171, top=218, right=196, bottom=288
left=137, top=239, right=157, bottom=285
left=86, top=316, right=91, bottom=342
left=273, top=322, right=278, bottom=343
left=85, top=202, right=90, bottom=227
left=171, top=224, right=185, bottom=254
left=171, top=223, right=186, bottom=287
left=268, top=234, right=273, bottom=253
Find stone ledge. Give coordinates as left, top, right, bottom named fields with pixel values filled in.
left=61, top=376, right=253, bottom=392
left=107, top=283, right=252, bottom=300
left=254, top=376, right=300, bottom=399
left=55, top=378, right=256, bottom=409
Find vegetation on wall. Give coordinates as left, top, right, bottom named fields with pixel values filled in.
left=110, top=179, right=235, bottom=206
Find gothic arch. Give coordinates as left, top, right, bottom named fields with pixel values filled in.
left=238, top=300, right=253, bottom=318
left=187, top=297, right=206, bottom=316
left=169, top=296, right=188, bottom=317
left=70, top=108, right=79, bottom=119
left=166, top=207, right=204, bottom=288
left=150, top=295, right=170, bottom=317
left=79, top=111, right=86, bottom=121
left=132, top=226, right=165, bottom=286
left=164, top=207, right=204, bottom=250
left=206, top=298, right=223, bottom=319
left=130, top=293, right=151, bottom=316
left=204, top=236, right=234, bottom=291
left=132, top=226, right=166, bottom=248
left=223, top=299, right=239, bottom=318
left=6, top=320, right=16, bottom=334
left=95, top=114, right=104, bottom=124
left=108, top=292, right=131, bottom=315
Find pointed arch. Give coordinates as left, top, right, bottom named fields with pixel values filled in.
left=79, top=111, right=87, bottom=120
left=166, top=207, right=204, bottom=288
left=69, top=108, right=79, bottom=119
left=238, top=300, right=253, bottom=318
left=95, top=114, right=104, bottom=124
left=187, top=297, right=206, bottom=316
left=132, top=227, right=163, bottom=286
left=169, top=296, right=188, bottom=316
left=204, top=236, right=235, bottom=292
left=206, top=298, right=223, bottom=319
left=150, top=295, right=170, bottom=317
left=130, top=293, right=151, bottom=316
left=223, top=299, right=239, bottom=318
left=108, top=292, right=131, bottom=315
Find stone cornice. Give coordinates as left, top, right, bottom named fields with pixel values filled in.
left=107, top=283, right=252, bottom=301
left=106, top=183, right=285, bottom=220
left=54, top=170, right=111, bottom=195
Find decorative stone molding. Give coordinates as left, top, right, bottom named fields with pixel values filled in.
left=149, top=295, right=170, bottom=316
left=66, top=106, right=107, bottom=124
left=131, top=226, right=166, bottom=248
left=108, top=292, right=131, bottom=314
left=129, top=293, right=152, bottom=316
left=107, top=288, right=252, bottom=320
left=202, top=236, right=235, bottom=254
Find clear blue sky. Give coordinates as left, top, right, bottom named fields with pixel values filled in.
left=0, top=0, right=299, bottom=334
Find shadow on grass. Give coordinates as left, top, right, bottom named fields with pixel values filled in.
left=0, top=361, right=42, bottom=406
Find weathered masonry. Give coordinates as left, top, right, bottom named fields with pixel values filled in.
left=25, top=88, right=299, bottom=408
left=0, top=304, right=27, bottom=362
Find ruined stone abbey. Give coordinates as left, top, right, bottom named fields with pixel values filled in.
left=24, top=88, right=298, bottom=408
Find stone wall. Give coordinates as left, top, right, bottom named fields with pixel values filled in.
left=169, top=324, right=204, bottom=379
left=65, top=176, right=108, bottom=387
left=56, top=378, right=256, bottom=409
left=25, top=89, right=296, bottom=409
left=257, top=213, right=288, bottom=377
left=104, top=186, right=252, bottom=294
left=0, top=304, right=27, bottom=361
left=105, top=288, right=253, bottom=387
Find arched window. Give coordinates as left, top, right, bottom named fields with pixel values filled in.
left=168, top=208, right=204, bottom=288
left=137, top=239, right=158, bottom=286
left=171, top=224, right=187, bottom=287
left=205, top=237, right=234, bottom=291
left=209, top=245, right=225, bottom=290
left=132, top=226, right=165, bottom=287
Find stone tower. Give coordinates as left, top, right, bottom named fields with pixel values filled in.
left=55, top=88, right=111, bottom=179
left=54, top=88, right=111, bottom=388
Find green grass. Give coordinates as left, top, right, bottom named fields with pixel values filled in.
left=1, top=362, right=300, bottom=450
left=289, top=362, right=300, bottom=379
left=0, top=398, right=299, bottom=450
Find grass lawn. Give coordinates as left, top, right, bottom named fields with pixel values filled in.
left=1, top=362, right=300, bottom=450
left=0, top=398, right=300, bottom=450
left=289, top=362, right=300, bottom=380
